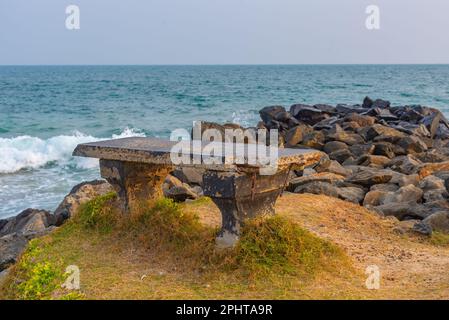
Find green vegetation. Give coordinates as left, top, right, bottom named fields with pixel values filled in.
left=430, top=232, right=449, bottom=247
left=1, top=195, right=354, bottom=300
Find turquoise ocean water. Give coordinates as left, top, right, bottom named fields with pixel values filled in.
left=1, top=65, right=449, bottom=218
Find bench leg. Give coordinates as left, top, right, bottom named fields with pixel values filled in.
left=203, top=170, right=289, bottom=248
left=99, top=159, right=172, bottom=213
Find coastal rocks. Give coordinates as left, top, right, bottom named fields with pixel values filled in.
left=0, top=209, right=57, bottom=271
left=314, top=159, right=350, bottom=177
left=413, top=211, right=449, bottom=235
left=54, top=180, right=113, bottom=225
left=1, top=180, right=115, bottom=271
left=0, top=209, right=55, bottom=237
left=285, top=124, right=313, bottom=147
left=259, top=97, right=449, bottom=230
left=0, top=233, right=29, bottom=271
left=163, top=175, right=203, bottom=202
left=289, top=172, right=345, bottom=191
left=345, top=169, right=393, bottom=187
left=382, top=185, right=423, bottom=205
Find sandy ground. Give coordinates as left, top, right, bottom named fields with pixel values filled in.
left=195, top=193, right=449, bottom=299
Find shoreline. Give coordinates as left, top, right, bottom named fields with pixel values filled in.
left=2, top=96, right=449, bottom=271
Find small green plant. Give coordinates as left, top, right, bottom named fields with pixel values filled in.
left=76, top=192, right=118, bottom=233
left=17, top=261, right=60, bottom=300
left=227, top=215, right=344, bottom=277
left=132, top=198, right=207, bottom=248
left=430, top=232, right=449, bottom=247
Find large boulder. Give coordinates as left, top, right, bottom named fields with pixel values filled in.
left=365, top=124, right=404, bottom=141
left=163, top=175, right=203, bottom=202
left=373, top=142, right=396, bottom=159
left=314, top=159, right=350, bottom=177
left=363, top=190, right=388, bottom=206
left=289, top=172, right=345, bottom=191
left=414, top=211, right=449, bottom=235
left=285, top=124, right=313, bottom=147
left=397, top=136, right=428, bottom=155
left=294, top=181, right=340, bottom=198
left=343, top=113, right=376, bottom=127
left=301, top=131, right=325, bottom=149
left=0, top=233, right=29, bottom=271
left=387, top=155, right=422, bottom=175
left=259, top=106, right=286, bottom=124
left=290, top=104, right=329, bottom=125
left=345, top=168, right=393, bottom=187
left=418, top=161, right=449, bottom=178
left=0, top=209, right=55, bottom=237
left=172, top=167, right=205, bottom=186
left=382, top=185, right=423, bottom=205
left=338, top=187, right=366, bottom=204
left=371, top=202, right=430, bottom=220
left=419, top=175, right=445, bottom=191
left=323, top=141, right=348, bottom=154
left=54, top=180, right=113, bottom=225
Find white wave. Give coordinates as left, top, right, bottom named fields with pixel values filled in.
left=0, top=128, right=146, bottom=174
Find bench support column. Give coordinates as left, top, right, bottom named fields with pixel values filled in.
left=100, top=159, right=172, bottom=213
left=203, top=169, right=289, bottom=248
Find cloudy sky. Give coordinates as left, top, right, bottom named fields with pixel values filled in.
left=0, top=0, right=448, bottom=64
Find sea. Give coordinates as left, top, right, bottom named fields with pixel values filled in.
left=1, top=64, right=449, bottom=218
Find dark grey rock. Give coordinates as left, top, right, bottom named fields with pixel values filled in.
left=362, top=96, right=373, bottom=109
left=349, top=143, right=375, bottom=158
left=338, top=187, right=366, bottom=204
left=382, top=185, right=423, bottom=205
left=294, top=181, right=340, bottom=198
left=419, top=175, right=445, bottom=191
left=0, top=209, right=56, bottom=237
left=397, top=136, right=428, bottom=155
left=346, top=168, right=393, bottom=187
left=314, top=159, right=350, bottom=177
left=259, top=106, right=286, bottom=124
left=323, top=141, right=348, bottom=154
left=290, top=104, right=329, bottom=125
left=0, top=233, right=28, bottom=271
left=373, top=202, right=430, bottom=220
left=414, top=211, right=449, bottom=235
left=370, top=183, right=399, bottom=192
left=387, top=155, right=422, bottom=175
left=329, top=149, right=354, bottom=164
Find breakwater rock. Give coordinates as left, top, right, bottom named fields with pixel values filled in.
left=257, top=97, right=449, bottom=235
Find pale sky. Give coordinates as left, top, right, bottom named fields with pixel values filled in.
left=1, top=0, right=449, bottom=65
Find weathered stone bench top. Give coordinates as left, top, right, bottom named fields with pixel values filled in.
left=73, top=137, right=323, bottom=171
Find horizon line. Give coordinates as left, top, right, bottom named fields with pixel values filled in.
left=1, top=63, right=449, bottom=67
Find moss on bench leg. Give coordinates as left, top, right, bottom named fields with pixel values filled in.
left=99, top=159, right=173, bottom=213
left=203, top=170, right=290, bottom=248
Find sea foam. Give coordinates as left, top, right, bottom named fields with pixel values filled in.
left=0, top=128, right=145, bottom=174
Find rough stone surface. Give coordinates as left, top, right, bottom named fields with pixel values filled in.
left=363, top=190, right=388, bottom=207
left=382, top=185, right=423, bottom=205
left=0, top=209, right=56, bottom=237
left=346, top=169, right=393, bottom=187
left=414, top=211, right=449, bottom=235
left=314, top=159, right=350, bottom=177
left=54, top=180, right=113, bottom=225
left=419, top=175, right=445, bottom=191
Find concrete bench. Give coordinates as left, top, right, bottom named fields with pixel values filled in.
left=73, top=137, right=323, bottom=247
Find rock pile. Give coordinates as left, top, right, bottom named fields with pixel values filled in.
left=258, top=97, right=449, bottom=235
left=0, top=180, right=112, bottom=271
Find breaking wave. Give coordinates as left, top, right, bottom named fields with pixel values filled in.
left=0, top=127, right=145, bottom=174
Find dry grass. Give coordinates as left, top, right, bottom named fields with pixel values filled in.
left=2, top=192, right=449, bottom=300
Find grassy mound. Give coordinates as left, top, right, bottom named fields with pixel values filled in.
left=0, top=194, right=353, bottom=300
